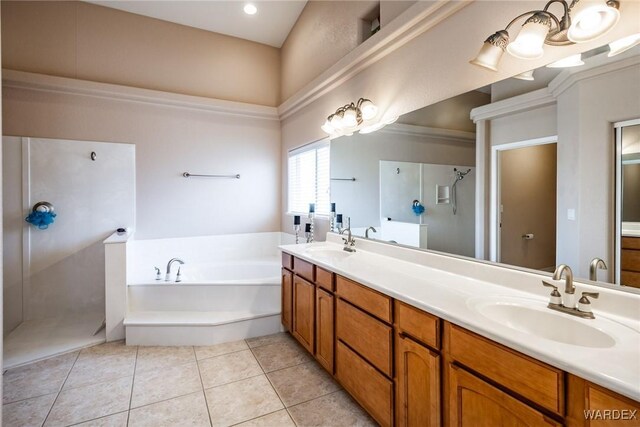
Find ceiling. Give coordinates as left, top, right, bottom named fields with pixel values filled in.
left=88, top=1, right=307, bottom=47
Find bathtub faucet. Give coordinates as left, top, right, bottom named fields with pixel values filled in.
left=166, top=258, right=185, bottom=281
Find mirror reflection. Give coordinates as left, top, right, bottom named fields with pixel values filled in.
left=330, top=44, right=640, bottom=288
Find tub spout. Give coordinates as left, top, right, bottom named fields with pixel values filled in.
left=166, top=258, right=185, bottom=281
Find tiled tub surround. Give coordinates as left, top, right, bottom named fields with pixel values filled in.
left=281, top=233, right=640, bottom=402
left=107, top=232, right=295, bottom=345
left=2, top=333, right=374, bottom=426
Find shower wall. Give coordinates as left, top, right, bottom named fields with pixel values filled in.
left=2, top=136, right=135, bottom=334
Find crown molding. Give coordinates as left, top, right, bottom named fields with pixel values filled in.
left=548, top=53, right=640, bottom=98
left=2, top=69, right=280, bottom=121
left=277, top=0, right=471, bottom=121
left=379, top=123, right=476, bottom=142
left=470, top=88, right=556, bottom=123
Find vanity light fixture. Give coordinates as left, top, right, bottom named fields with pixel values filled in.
left=546, top=53, right=585, bottom=67
left=608, top=33, right=640, bottom=56
left=470, top=0, right=621, bottom=71
left=513, top=70, right=536, bottom=80
left=321, top=98, right=380, bottom=137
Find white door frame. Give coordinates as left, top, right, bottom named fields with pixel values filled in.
left=490, top=135, right=557, bottom=262
left=614, top=118, right=640, bottom=285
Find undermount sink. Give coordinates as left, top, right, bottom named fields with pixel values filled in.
left=467, top=297, right=617, bottom=349
left=305, top=246, right=353, bottom=261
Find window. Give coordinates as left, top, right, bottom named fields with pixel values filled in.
left=288, top=142, right=330, bottom=215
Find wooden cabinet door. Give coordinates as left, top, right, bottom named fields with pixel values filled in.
left=447, top=363, right=561, bottom=427
left=292, top=275, right=315, bottom=353
left=315, top=288, right=334, bottom=373
left=396, top=334, right=440, bottom=427
left=281, top=268, right=292, bottom=331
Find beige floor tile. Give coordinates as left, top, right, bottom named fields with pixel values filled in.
left=128, top=392, right=211, bottom=427
left=45, top=376, right=132, bottom=426
left=251, top=338, right=312, bottom=373
left=2, top=392, right=57, bottom=427
left=267, top=362, right=341, bottom=407
left=198, top=349, right=263, bottom=389
left=3, top=351, right=78, bottom=404
left=205, top=375, right=283, bottom=426
left=245, top=333, right=293, bottom=349
left=74, top=411, right=128, bottom=426
left=135, top=346, right=195, bottom=372
left=195, top=340, right=248, bottom=360
left=131, top=361, right=202, bottom=408
left=64, top=342, right=137, bottom=389
left=234, top=409, right=295, bottom=426
left=288, top=390, right=376, bottom=427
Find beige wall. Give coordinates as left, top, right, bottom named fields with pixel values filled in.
left=400, top=91, right=490, bottom=132
left=1, top=1, right=280, bottom=106
left=500, top=143, right=557, bottom=270
left=3, top=82, right=282, bottom=241
left=280, top=0, right=379, bottom=102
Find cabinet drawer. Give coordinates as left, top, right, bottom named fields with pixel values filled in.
left=621, top=270, right=640, bottom=288
left=293, top=257, right=315, bottom=282
left=336, top=341, right=393, bottom=427
left=336, top=299, right=393, bottom=376
left=621, top=249, right=640, bottom=273
left=395, top=300, right=440, bottom=350
left=336, top=275, right=392, bottom=323
left=448, top=363, right=561, bottom=426
left=446, top=323, right=564, bottom=415
left=282, top=252, right=293, bottom=270
left=622, top=237, right=640, bottom=250
left=316, top=267, right=334, bottom=292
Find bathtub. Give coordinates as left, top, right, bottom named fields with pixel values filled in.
left=119, top=232, right=294, bottom=346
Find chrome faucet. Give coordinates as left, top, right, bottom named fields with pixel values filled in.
left=542, top=264, right=599, bottom=319
left=340, top=217, right=356, bottom=252
left=365, top=226, right=377, bottom=239
left=589, top=258, right=607, bottom=281
left=166, top=258, right=185, bottom=281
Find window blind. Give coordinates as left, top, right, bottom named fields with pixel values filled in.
left=288, top=142, right=330, bottom=215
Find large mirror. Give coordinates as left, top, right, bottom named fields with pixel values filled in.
left=329, top=43, right=640, bottom=288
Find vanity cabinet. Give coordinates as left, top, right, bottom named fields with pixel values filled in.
left=280, top=253, right=640, bottom=427
left=621, top=237, right=640, bottom=288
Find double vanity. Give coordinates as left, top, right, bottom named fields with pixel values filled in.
left=280, top=234, right=640, bottom=426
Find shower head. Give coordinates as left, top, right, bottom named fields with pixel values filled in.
left=454, top=168, right=472, bottom=181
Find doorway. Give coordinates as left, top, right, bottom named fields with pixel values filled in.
left=491, top=137, right=557, bottom=270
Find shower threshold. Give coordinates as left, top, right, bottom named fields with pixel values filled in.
left=3, top=311, right=105, bottom=369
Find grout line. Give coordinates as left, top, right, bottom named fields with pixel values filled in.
left=67, top=410, right=128, bottom=426
left=194, top=346, right=251, bottom=363
left=41, top=350, right=81, bottom=426
left=194, top=347, right=214, bottom=427
left=228, top=408, right=291, bottom=426
left=2, top=391, right=59, bottom=407
left=126, top=345, right=139, bottom=426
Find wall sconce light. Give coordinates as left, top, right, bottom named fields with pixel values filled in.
left=470, top=0, right=621, bottom=71
left=321, top=98, right=382, bottom=137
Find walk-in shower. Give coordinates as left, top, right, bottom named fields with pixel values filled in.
left=451, top=168, right=472, bottom=215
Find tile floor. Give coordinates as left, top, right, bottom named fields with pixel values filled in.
left=3, top=333, right=376, bottom=427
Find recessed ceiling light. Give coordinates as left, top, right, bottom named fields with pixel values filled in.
left=244, top=4, right=257, bottom=15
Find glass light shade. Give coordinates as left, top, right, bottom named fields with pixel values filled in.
left=359, top=122, right=386, bottom=134
left=568, top=1, right=620, bottom=43
left=507, top=19, right=550, bottom=60
left=330, top=114, right=343, bottom=130
left=513, top=70, right=535, bottom=81
left=342, top=106, right=358, bottom=127
left=321, top=120, right=334, bottom=134
left=546, top=53, right=584, bottom=68
left=470, top=43, right=504, bottom=71
left=384, top=116, right=399, bottom=125
left=608, top=33, right=640, bottom=57
left=243, top=4, right=257, bottom=15
left=360, top=100, right=378, bottom=120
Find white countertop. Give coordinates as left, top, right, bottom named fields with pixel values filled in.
left=280, top=236, right=640, bottom=402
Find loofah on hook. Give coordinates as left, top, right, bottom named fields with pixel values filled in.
left=412, top=200, right=425, bottom=216
left=25, top=211, right=57, bottom=229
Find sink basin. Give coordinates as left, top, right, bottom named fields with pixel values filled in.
left=305, top=247, right=353, bottom=261
left=468, top=297, right=617, bottom=348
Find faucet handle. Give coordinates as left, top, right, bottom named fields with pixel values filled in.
left=577, top=292, right=599, bottom=314
left=542, top=281, right=562, bottom=305
left=154, top=267, right=161, bottom=280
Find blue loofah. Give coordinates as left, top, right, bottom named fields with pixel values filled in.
left=25, top=211, right=57, bottom=229
left=412, top=200, right=425, bottom=216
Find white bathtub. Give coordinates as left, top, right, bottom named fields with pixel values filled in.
left=122, top=232, right=293, bottom=346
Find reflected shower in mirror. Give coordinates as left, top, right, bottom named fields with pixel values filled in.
left=329, top=42, right=640, bottom=288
